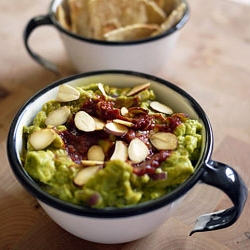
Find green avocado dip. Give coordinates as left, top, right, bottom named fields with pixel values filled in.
left=22, top=82, right=202, bottom=208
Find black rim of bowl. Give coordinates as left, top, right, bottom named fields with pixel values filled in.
left=49, top=0, right=190, bottom=46
left=7, top=70, right=213, bottom=218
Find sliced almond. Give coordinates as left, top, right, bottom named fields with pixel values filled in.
left=150, top=132, right=178, bottom=150
left=128, top=138, right=148, bottom=163
left=105, top=122, right=128, bottom=136
left=93, top=117, right=105, bottom=130
left=98, top=82, right=107, bottom=97
left=74, top=111, right=96, bottom=132
left=29, top=128, right=56, bottom=150
left=45, top=106, right=71, bottom=126
left=150, top=101, right=173, bottom=115
left=121, top=107, right=129, bottom=116
left=113, top=119, right=133, bottom=127
left=55, top=84, right=80, bottom=102
left=87, top=145, right=105, bottom=161
left=110, top=140, right=128, bottom=161
left=126, top=82, right=151, bottom=96
left=81, top=160, right=104, bottom=166
left=74, top=166, right=100, bottom=186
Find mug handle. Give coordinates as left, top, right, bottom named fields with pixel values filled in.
left=190, top=160, right=248, bottom=235
left=24, top=15, right=59, bottom=74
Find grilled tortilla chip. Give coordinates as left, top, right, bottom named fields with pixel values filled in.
left=143, top=0, right=166, bottom=24
left=88, top=0, right=149, bottom=40
left=55, top=0, right=185, bottom=41
left=160, top=2, right=186, bottom=31
left=68, top=0, right=92, bottom=38
left=104, top=23, right=159, bottom=42
left=56, top=4, right=71, bottom=31
left=152, top=0, right=178, bottom=15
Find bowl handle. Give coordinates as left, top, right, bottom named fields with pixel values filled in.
left=190, top=160, right=248, bottom=235
left=24, top=15, right=59, bottom=74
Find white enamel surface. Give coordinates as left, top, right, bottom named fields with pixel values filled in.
left=59, top=32, right=179, bottom=73
left=39, top=197, right=183, bottom=244
left=14, top=72, right=205, bottom=243
left=50, top=0, right=183, bottom=73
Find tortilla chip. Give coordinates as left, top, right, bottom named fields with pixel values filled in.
left=88, top=0, right=150, bottom=39
left=104, top=23, right=159, bottom=42
left=152, top=2, right=186, bottom=36
left=152, top=0, right=178, bottom=15
left=161, top=2, right=186, bottom=31
left=56, top=4, right=71, bottom=31
left=143, top=0, right=166, bottom=24
left=55, top=0, right=185, bottom=42
left=68, top=0, right=92, bottom=38
left=152, top=0, right=165, bottom=8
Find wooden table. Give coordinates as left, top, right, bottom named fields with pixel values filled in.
left=1, top=0, right=249, bottom=249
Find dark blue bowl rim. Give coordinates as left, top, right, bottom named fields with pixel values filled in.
left=49, top=0, right=190, bottom=46
left=7, top=70, right=213, bottom=218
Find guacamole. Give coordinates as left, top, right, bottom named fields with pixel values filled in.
left=22, top=82, right=202, bottom=208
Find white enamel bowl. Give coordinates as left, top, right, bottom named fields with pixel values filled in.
left=24, top=0, right=189, bottom=74
left=7, top=71, right=247, bottom=244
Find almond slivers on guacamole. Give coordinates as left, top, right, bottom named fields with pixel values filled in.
left=22, top=82, right=202, bottom=208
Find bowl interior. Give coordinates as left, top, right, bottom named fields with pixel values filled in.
left=10, top=71, right=212, bottom=217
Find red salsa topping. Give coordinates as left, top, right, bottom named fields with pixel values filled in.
left=58, top=96, right=184, bottom=176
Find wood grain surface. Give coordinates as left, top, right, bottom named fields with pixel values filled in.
left=0, top=0, right=249, bottom=249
